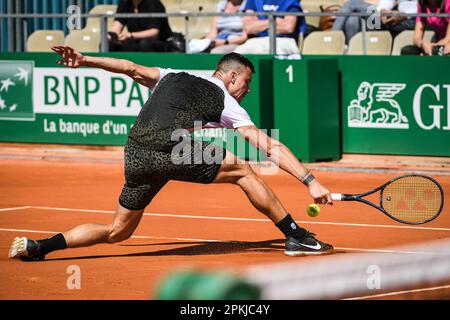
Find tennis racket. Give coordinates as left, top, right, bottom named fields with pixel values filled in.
left=331, top=174, right=444, bottom=225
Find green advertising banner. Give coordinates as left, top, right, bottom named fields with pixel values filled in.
left=0, top=58, right=152, bottom=145
left=0, top=53, right=272, bottom=162
left=0, top=61, right=34, bottom=121
left=2, top=53, right=449, bottom=158
left=339, top=56, right=450, bottom=156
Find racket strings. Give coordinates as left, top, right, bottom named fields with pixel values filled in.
left=382, top=176, right=442, bottom=223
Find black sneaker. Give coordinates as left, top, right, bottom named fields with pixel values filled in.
left=8, top=237, right=45, bottom=261
left=284, top=232, right=334, bottom=256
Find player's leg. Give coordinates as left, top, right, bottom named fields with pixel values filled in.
left=8, top=203, right=145, bottom=261
left=212, top=151, right=287, bottom=224
left=213, top=151, right=333, bottom=256
left=63, top=203, right=144, bottom=247
left=9, top=145, right=167, bottom=261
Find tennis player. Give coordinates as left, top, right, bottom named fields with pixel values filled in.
left=9, top=46, right=333, bottom=260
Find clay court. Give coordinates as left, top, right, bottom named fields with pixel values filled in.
left=0, top=144, right=449, bottom=300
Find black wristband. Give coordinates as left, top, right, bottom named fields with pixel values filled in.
left=302, top=173, right=315, bottom=186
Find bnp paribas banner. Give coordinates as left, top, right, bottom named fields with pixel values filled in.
left=340, top=57, right=450, bottom=157
left=0, top=60, right=212, bottom=145
left=0, top=61, right=34, bottom=121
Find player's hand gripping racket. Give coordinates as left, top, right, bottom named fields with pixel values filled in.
left=331, top=174, right=444, bottom=225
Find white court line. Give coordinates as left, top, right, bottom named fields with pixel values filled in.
left=131, top=235, right=222, bottom=243
left=32, top=206, right=114, bottom=214
left=0, top=228, right=221, bottom=243
left=344, top=284, right=450, bottom=300
left=0, top=228, right=57, bottom=234
left=1, top=226, right=446, bottom=298
left=298, top=220, right=450, bottom=232
left=0, top=206, right=32, bottom=212
left=28, top=205, right=450, bottom=232
left=336, top=247, right=435, bottom=255
left=0, top=227, right=437, bottom=255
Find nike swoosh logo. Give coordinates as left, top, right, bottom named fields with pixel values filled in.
left=289, top=241, right=322, bottom=250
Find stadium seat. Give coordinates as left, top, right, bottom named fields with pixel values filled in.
left=27, top=30, right=64, bottom=52
left=177, top=1, right=213, bottom=39
left=84, top=5, right=117, bottom=33
left=302, top=3, right=321, bottom=28
left=64, top=30, right=100, bottom=52
left=183, top=0, right=217, bottom=13
left=347, top=31, right=392, bottom=55
left=190, top=18, right=213, bottom=39
left=161, top=0, right=182, bottom=8
left=302, top=31, right=345, bottom=55
left=391, top=30, right=435, bottom=55
left=193, top=1, right=215, bottom=39
left=164, top=0, right=184, bottom=34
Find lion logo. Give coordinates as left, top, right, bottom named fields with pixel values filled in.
left=348, top=82, right=408, bottom=129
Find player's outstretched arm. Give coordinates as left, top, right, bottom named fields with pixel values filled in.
left=51, top=45, right=161, bottom=90
left=236, top=125, right=332, bottom=205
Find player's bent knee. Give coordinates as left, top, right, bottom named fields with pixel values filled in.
left=213, top=159, right=256, bottom=184
left=107, top=227, right=133, bottom=243
left=235, top=164, right=256, bottom=185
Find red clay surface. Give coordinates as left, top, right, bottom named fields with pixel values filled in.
left=0, top=145, right=449, bottom=300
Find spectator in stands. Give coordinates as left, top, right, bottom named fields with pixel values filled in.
left=209, top=0, right=249, bottom=53
left=108, top=0, right=173, bottom=52
left=379, top=0, right=417, bottom=38
left=233, top=0, right=306, bottom=54
left=401, top=0, right=450, bottom=55
left=332, top=0, right=380, bottom=43
left=189, top=0, right=248, bottom=54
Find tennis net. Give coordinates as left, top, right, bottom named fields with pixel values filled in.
left=243, top=238, right=450, bottom=299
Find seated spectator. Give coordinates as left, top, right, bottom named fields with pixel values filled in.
left=189, top=0, right=248, bottom=54
left=108, top=0, right=173, bottom=52
left=233, top=0, right=306, bottom=55
left=318, top=3, right=343, bottom=31
left=332, top=0, right=380, bottom=43
left=303, top=4, right=342, bottom=38
left=210, top=0, right=249, bottom=53
left=401, top=0, right=450, bottom=55
left=379, top=0, right=417, bottom=38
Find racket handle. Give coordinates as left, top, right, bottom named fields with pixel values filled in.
left=331, top=193, right=342, bottom=201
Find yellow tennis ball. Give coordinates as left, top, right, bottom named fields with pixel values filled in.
left=307, top=204, right=320, bottom=217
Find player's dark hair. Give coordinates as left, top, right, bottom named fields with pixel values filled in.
left=216, top=53, right=255, bottom=74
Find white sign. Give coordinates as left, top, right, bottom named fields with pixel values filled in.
left=34, top=68, right=214, bottom=116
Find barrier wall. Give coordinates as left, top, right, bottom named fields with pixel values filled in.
left=273, top=58, right=341, bottom=162
left=300, top=55, right=450, bottom=157
left=0, top=53, right=449, bottom=159
left=337, top=56, right=450, bottom=157
left=0, top=52, right=269, bottom=146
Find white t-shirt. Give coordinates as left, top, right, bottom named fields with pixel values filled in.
left=377, top=0, right=418, bottom=13
left=157, top=68, right=254, bottom=129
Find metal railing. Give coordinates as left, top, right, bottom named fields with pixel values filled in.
left=1, top=11, right=449, bottom=54
left=0, top=0, right=117, bottom=53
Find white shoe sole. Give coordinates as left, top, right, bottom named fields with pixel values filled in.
left=8, top=237, right=28, bottom=258
left=284, top=249, right=334, bottom=256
